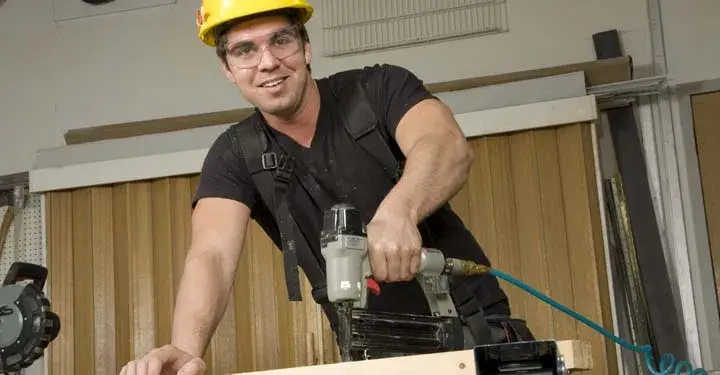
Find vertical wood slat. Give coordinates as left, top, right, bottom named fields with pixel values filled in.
left=91, top=187, right=116, bottom=375
left=112, top=184, right=132, bottom=371
left=46, top=121, right=615, bottom=375
left=151, top=179, right=174, bottom=348
left=128, top=181, right=156, bottom=358
left=72, top=188, right=95, bottom=375
left=47, top=191, right=74, bottom=375
left=534, top=129, right=578, bottom=340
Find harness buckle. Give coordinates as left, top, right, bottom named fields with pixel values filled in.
left=274, top=155, right=295, bottom=183
left=261, top=153, right=278, bottom=170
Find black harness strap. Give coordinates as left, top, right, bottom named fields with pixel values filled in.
left=230, top=117, right=328, bottom=302
left=332, top=79, right=404, bottom=183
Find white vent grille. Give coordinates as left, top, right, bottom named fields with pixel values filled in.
left=52, top=0, right=177, bottom=22
left=0, top=193, right=45, bottom=279
left=320, top=0, right=508, bottom=56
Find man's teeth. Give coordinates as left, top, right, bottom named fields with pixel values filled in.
left=262, top=78, right=285, bottom=87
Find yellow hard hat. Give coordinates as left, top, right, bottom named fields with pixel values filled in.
left=196, top=0, right=314, bottom=47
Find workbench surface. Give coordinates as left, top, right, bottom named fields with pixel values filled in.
left=229, top=340, right=593, bottom=375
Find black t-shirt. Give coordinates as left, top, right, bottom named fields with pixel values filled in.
left=193, top=64, right=510, bottom=318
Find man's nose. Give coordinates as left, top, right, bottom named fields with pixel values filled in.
left=257, top=46, right=280, bottom=70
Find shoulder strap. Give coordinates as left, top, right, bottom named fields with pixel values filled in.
left=332, top=77, right=405, bottom=183
left=228, top=116, right=328, bottom=303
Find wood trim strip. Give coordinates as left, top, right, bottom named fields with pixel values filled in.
left=62, top=56, right=630, bottom=145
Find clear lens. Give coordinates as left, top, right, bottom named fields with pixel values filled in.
left=225, top=25, right=302, bottom=68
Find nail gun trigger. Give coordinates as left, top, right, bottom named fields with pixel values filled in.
left=367, top=278, right=381, bottom=295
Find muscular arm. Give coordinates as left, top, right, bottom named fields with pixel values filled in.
left=169, top=128, right=258, bottom=357
left=171, top=197, right=251, bottom=357
left=376, top=98, right=472, bottom=224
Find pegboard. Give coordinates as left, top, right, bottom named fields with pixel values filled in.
left=0, top=192, right=46, bottom=281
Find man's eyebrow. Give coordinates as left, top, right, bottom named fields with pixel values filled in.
left=227, top=39, right=254, bottom=50
left=227, top=27, right=296, bottom=48
left=270, top=27, right=296, bottom=39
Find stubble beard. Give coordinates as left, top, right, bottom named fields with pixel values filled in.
left=259, top=72, right=308, bottom=118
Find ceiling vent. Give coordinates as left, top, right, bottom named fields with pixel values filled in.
left=82, top=0, right=116, bottom=4
left=53, top=0, right=175, bottom=22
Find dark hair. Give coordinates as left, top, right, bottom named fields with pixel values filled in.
left=214, top=9, right=311, bottom=72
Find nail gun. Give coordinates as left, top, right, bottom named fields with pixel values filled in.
left=319, top=203, right=490, bottom=361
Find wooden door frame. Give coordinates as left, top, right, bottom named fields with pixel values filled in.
left=672, top=77, right=720, bottom=372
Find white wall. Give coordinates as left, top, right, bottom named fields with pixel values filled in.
left=0, top=0, right=655, bottom=177
left=661, top=0, right=720, bottom=84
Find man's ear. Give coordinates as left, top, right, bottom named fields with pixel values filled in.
left=304, top=41, right=312, bottom=65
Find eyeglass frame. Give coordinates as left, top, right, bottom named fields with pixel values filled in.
left=219, top=24, right=305, bottom=69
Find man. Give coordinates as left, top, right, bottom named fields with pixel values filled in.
left=120, top=1, right=532, bottom=374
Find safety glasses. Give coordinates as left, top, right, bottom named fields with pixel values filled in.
left=224, top=25, right=303, bottom=69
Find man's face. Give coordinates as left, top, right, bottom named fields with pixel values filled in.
left=220, top=15, right=312, bottom=117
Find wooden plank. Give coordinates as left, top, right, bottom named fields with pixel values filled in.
left=47, top=191, right=76, bottom=375
left=229, top=340, right=593, bottom=375
left=63, top=108, right=255, bottom=146
left=112, top=183, right=133, bottom=368
left=151, top=178, right=174, bottom=347
left=91, top=186, right=118, bottom=375
left=509, top=131, right=554, bottom=340
left=63, top=56, right=631, bottom=145
left=72, top=188, right=95, bottom=374
left=128, top=182, right=156, bottom=358
left=427, top=55, right=631, bottom=93
left=534, top=128, right=578, bottom=341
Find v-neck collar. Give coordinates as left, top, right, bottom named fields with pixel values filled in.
left=262, top=79, right=331, bottom=157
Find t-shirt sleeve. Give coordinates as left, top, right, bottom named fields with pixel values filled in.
left=192, top=128, right=257, bottom=211
left=361, top=64, right=438, bottom=138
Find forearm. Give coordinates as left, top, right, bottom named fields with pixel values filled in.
left=377, top=131, right=472, bottom=223
left=171, top=251, right=235, bottom=357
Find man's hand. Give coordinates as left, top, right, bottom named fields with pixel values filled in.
left=119, top=344, right=206, bottom=375
left=366, top=209, right=422, bottom=282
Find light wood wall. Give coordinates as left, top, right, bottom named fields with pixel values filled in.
left=690, top=91, right=720, bottom=308
left=45, top=122, right=617, bottom=375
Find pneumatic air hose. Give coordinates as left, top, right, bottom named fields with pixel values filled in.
left=486, top=267, right=708, bottom=375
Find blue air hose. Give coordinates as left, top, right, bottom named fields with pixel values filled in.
left=487, top=268, right=708, bottom=375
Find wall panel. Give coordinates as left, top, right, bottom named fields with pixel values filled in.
left=45, top=122, right=615, bottom=375
left=690, top=91, right=720, bottom=315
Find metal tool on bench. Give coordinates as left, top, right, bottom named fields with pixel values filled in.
left=0, top=262, right=61, bottom=373
left=473, top=340, right=567, bottom=375
left=319, top=203, right=490, bottom=361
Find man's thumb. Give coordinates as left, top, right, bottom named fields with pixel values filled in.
left=178, top=358, right=205, bottom=375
